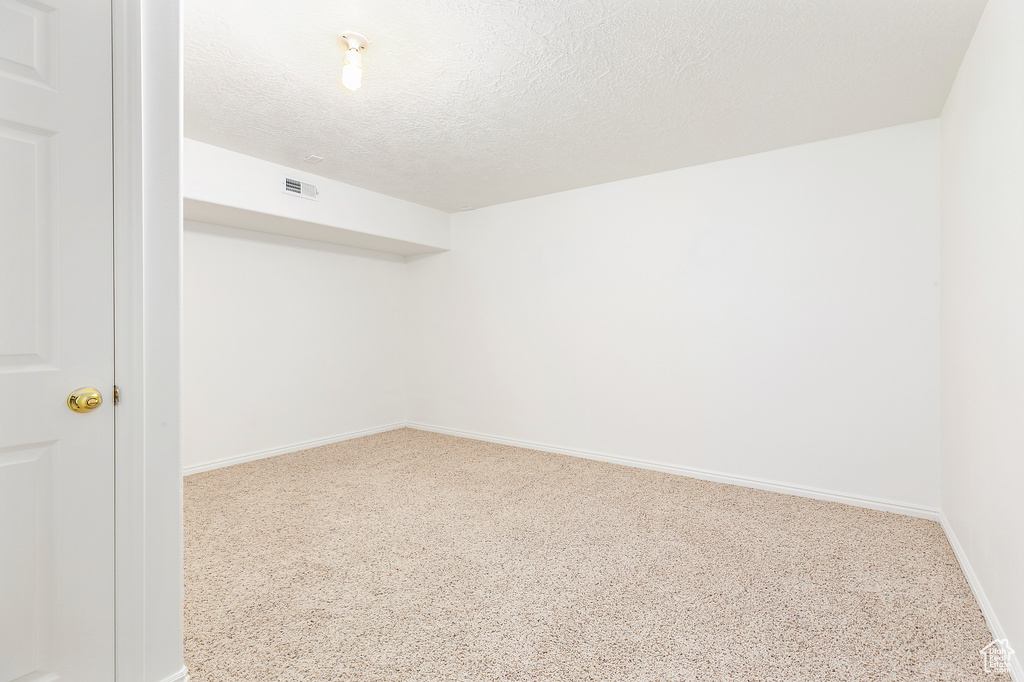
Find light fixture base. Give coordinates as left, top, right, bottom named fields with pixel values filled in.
left=339, top=31, right=369, bottom=51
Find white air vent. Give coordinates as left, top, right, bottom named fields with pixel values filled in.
left=283, top=177, right=319, bottom=201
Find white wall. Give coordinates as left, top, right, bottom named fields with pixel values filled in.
left=407, top=120, right=941, bottom=509
left=941, top=0, right=1024, bottom=664
left=183, top=220, right=408, bottom=472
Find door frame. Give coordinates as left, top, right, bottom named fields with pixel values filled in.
left=112, top=0, right=186, bottom=680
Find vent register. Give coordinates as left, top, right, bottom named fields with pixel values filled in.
left=283, top=177, right=319, bottom=200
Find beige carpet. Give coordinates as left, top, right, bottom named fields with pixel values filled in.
left=184, top=428, right=1002, bottom=681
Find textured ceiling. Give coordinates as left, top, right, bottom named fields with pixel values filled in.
left=185, top=0, right=987, bottom=212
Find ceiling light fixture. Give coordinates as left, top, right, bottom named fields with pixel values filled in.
left=338, top=31, right=369, bottom=92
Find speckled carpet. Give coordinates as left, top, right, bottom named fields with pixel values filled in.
left=184, top=428, right=1002, bottom=681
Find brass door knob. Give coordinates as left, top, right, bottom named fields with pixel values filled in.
left=68, top=387, right=103, bottom=412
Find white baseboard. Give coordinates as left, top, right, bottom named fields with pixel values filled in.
left=155, top=666, right=190, bottom=682
left=404, top=422, right=941, bottom=521
left=184, top=419, right=941, bottom=519
left=939, top=513, right=1023, bottom=681
left=182, top=423, right=406, bottom=476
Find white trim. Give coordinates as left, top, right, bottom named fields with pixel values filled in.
left=112, top=0, right=147, bottom=678
left=404, top=423, right=941, bottom=521
left=158, top=667, right=190, bottom=682
left=113, top=0, right=183, bottom=680
left=182, top=423, right=407, bottom=476
left=939, top=513, right=1023, bottom=681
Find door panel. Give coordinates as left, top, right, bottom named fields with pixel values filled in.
left=0, top=442, right=56, bottom=681
left=0, top=121, right=54, bottom=368
left=0, top=0, right=55, bottom=89
left=0, top=0, right=114, bottom=680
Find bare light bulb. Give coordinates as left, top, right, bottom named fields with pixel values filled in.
left=342, top=47, right=362, bottom=91
left=339, top=32, right=368, bottom=92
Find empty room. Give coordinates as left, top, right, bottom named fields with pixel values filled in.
left=1, top=0, right=1020, bottom=681
left=178, top=0, right=1023, bottom=679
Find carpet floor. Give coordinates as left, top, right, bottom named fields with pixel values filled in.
left=184, top=428, right=1002, bottom=681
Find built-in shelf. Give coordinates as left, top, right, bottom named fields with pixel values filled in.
left=183, top=139, right=450, bottom=257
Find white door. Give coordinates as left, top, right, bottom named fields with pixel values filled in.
left=0, top=0, right=115, bottom=679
